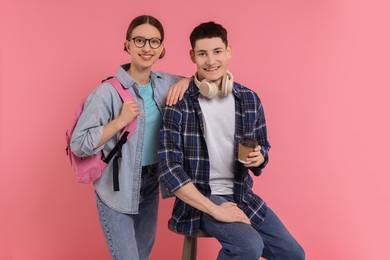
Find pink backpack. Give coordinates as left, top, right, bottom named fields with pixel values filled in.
left=65, top=77, right=137, bottom=191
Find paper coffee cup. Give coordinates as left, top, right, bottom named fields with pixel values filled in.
left=238, top=137, right=257, bottom=163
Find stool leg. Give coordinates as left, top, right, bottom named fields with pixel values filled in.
left=190, top=236, right=198, bottom=260
left=182, top=236, right=198, bottom=260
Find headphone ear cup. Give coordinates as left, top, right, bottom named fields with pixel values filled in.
left=221, top=74, right=228, bottom=96
left=221, top=71, right=234, bottom=96
left=199, top=81, right=218, bottom=98
left=194, top=75, right=218, bottom=98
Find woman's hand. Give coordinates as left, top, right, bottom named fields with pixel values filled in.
left=95, top=100, right=139, bottom=148
left=166, top=77, right=192, bottom=106
left=117, top=100, right=140, bottom=127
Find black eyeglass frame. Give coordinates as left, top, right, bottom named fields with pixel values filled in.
left=131, top=37, right=163, bottom=49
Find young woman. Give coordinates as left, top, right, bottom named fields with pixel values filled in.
left=70, top=15, right=190, bottom=259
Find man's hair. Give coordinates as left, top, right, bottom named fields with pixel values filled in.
left=189, top=21, right=228, bottom=49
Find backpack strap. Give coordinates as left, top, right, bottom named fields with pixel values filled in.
left=105, top=77, right=138, bottom=138
left=102, top=77, right=138, bottom=191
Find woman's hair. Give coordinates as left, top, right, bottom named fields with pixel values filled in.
left=189, top=21, right=228, bottom=49
left=124, top=15, right=165, bottom=58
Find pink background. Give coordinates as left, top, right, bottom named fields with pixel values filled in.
left=1, top=0, right=389, bottom=259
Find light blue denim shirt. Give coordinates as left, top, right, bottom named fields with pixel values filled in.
left=70, top=64, right=181, bottom=214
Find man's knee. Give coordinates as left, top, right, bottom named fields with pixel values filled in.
left=226, top=234, right=264, bottom=259
left=288, top=242, right=305, bottom=260
left=295, top=245, right=305, bottom=260
left=245, top=242, right=264, bottom=259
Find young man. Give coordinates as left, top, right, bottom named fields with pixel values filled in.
left=158, top=21, right=305, bottom=259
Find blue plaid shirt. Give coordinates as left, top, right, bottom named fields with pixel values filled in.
left=158, top=81, right=271, bottom=235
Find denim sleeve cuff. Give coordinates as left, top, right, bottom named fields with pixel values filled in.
left=81, top=126, right=104, bottom=155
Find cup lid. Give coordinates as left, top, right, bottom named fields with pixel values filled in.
left=240, top=137, right=257, bottom=148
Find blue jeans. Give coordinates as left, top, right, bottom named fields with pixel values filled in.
left=201, top=195, right=305, bottom=260
left=96, top=164, right=159, bottom=260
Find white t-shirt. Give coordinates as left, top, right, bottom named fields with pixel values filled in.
left=198, top=92, right=235, bottom=195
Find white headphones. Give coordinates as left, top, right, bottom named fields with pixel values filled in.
left=194, top=71, right=234, bottom=98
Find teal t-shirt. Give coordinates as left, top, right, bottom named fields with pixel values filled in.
left=139, top=81, right=161, bottom=166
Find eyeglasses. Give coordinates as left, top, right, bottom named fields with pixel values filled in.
left=131, top=37, right=162, bottom=49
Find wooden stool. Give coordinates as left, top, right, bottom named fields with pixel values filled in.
left=168, top=220, right=212, bottom=260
